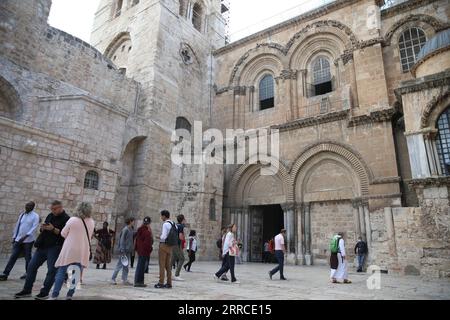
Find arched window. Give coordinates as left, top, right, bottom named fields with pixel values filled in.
left=192, top=3, right=203, bottom=32
left=399, top=27, right=427, bottom=72
left=179, top=0, right=186, bottom=17
left=312, top=56, right=332, bottom=96
left=175, top=116, right=192, bottom=133
left=131, top=0, right=140, bottom=7
left=436, top=107, right=450, bottom=176
left=259, top=74, right=275, bottom=110
left=84, top=170, right=99, bottom=190
left=115, top=0, right=123, bottom=17
left=209, top=199, right=216, bottom=221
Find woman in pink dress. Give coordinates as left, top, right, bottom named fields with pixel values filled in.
left=50, top=202, right=95, bottom=300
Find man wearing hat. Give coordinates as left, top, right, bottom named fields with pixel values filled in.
left=268, top=229, right=287, bottom=281
left=134, top=217, right=153, bottom=288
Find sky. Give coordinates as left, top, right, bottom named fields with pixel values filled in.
left=48, top=0, right=333, bottom=43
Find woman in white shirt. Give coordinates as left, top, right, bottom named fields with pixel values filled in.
left=214, top=224, right=239, bottom=284
left=183, top=230, right=197, bottom=272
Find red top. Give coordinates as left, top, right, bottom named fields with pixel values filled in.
left=135, top=225, right=153, bottom=257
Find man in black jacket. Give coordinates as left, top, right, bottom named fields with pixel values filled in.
left=354, top=237, right=368, bottom=272
left=14, top=200, right=70, bottom=300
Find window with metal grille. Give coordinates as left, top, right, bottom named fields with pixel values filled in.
left=192, top=3, right=203, bottom=32
left=259, top=74, right=275, bottom=110
left=399, top=27, right=427, bottom=72
left=209, top=199, right=216, bottom=221
left=436, top=108, right=450, bottom=176
left=312, top=56, right=332, bottom=96
left=84, top=171, right=99, bottom=190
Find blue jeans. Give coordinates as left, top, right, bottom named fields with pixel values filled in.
left=3, top=242, right=34, bottom=276
left=134, top=256, right=149, bottom=285
left=52, top=263, right=83, bottom=298
left=270, top=250, right=285, bottom=278
left=23, top=246, right=62, bottom=295
left=215, top=253, right=236, bottom=282
left=112, top=253, right=130, bottom=282
left=357, top=254, right=365, bottom=270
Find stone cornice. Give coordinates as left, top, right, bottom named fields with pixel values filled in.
left=272, top=110, right=349, bottom=132
left=381, top=0, right=443, bottom=19
left=38, top=94, right=130, bottom=117
left=409, top=176, right=450, bottom=187
left=348, top=108, right=397, bottom=127
left=371, top=176, right=402, bottom=185
left=214, top=0, right=362, bottom=56
left=394, top=71, right=450, bottom=98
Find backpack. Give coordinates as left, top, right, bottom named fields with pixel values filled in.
left=330, top=235, right=341, bottom=254
left=165, top=221, right=179, bottom=246
left=268, top=239, right=275, bottom=254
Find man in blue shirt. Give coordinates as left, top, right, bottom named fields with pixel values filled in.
left=0, top=202, right=39, bottom=281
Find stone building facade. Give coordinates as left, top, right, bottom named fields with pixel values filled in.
left=0, top=0, right=449, bottom=277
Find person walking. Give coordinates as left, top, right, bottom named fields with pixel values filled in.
left=0, top=202, right=39, bottom=281
left=134, top=217, right=153, bottom=288
left=50, top=202, right=95, bottom=300
left=111, top=217, right=135, bottom=285
left=216, top=228, right=229, bottom=281
left=14, top=200, right=70, bottom=299
left=354, top=236, right=368, bottom=272
left=214, top=224, right=239, bottom=284
left=93, top=221, right=115, bottom=270
left=155, top=210, right=178, bottom=289
left=172, top=214, right=186, bottom=281
left=263, top=240, right=271, bottom=263
left=268, top=229, right=287, bottom=280
left=330, top=232, right=351, bottom=284
left=183, top=230, right=197, bottom=272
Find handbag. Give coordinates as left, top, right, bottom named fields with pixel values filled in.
left=81, top=218, right=93, bottom=261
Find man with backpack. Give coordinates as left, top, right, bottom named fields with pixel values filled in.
left=354, top=236, right=368, bottom=272
left=268, top=229, right=287, bottom=281
left=329, top=232, right=351, bottom=284
left=155, top=210, right=178, bottom=289
left=171, top=214, right=186, bottom=281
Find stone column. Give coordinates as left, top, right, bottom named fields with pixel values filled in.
left=242, top=207, right=250, bottom=262
left=282, top=203, right=296, bottom=264
left=405, top=132, right=432, bottom=179
left=352, top=199, right=362, bottom=238
left=424, top=131, right=442, bottom=176
left=296, top=203, right=305, bottom=265
left=363, top=202, right=372, bottom=248
left=303, top=202, right=312, bottom=266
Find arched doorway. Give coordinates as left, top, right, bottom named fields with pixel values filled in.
left=0, top=76, right=22, bottom=120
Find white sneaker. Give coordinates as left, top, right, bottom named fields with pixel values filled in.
left=173, top=276, right=185, bottom=281
left=109, top=279, right=117, bottom=285
left=47, top=296, right=58, bottom=300
left=122, top=280, right=133, bottom=286
left=213, top=275, right=220, bottom=282
left=231, top=280, right=241, bottom=284
left=76, top=283, right=82, bottom=290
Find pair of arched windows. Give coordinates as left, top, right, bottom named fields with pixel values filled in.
left=256, top=55, right=333, bottom=111
left=114, top=0, right=139, bottom=18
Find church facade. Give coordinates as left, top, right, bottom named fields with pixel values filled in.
left=0, top=0, right=449, bottom=277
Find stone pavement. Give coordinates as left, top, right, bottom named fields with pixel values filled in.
left=0, top=259, right=449, bottom=300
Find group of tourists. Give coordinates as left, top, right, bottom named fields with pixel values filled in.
left=0, top=200, right=369, bottom=299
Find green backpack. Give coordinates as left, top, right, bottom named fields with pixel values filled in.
left=330, top=235, right=341, bottom=254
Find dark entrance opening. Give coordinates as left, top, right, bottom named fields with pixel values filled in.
left=249, top=204, right=284, bottom=262
left=314, top=81, right=332, bottom=96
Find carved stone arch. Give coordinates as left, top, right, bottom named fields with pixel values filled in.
left=289, top=142, right=373, bottom=201
left=289, top=33, right=346, bottom=70
left=228, top=155, right=291, bottom=206
left=0, top=75, right=23, bottom=121
left=239, top=54, right=284, bottom=87
left=229, top=44, right=286, bottom=86
left=119, top=135, right=147, bottom=160
left=297, top=154, right=361, bottom=203
left=104, top=31, right=131, bottom=59
left=383, top=14, right=449, bottom=46
left=285, top=20, right=358, bottom=56
left=421, top=89, right=450, bottom=130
